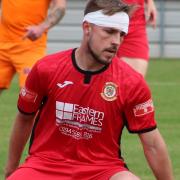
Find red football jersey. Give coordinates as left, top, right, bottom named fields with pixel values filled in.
left=18, top=48, right=156, bottom=178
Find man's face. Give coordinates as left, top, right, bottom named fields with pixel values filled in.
left=87, top=24, right=124, bottom=65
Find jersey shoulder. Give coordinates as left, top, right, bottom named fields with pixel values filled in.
left=115, top=57, right=145, bottom=86
left=37, top=48, right=73, bottom=66
left=113, top=58, right=150, bottom=103
left=35, top=48, right=73, bottom=73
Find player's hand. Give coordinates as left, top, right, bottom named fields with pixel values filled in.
left=23, top=24, right=47, bottom=41
left=146, top=0, right=157, bottom=29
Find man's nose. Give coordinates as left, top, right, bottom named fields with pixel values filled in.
left=111, top=33, right=121, bottom=45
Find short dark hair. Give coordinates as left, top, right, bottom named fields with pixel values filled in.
left=84, top=0, right=135, bottom=16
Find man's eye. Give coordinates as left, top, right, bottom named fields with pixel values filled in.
left=105, top=30, right=113, bottom=34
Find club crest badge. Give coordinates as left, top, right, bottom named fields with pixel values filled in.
left=101, top=82, right=118, bottom=101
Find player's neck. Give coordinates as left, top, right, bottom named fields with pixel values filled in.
left=75, top=47, right=106, bottom=72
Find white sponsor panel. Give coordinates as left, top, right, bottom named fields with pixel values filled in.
left=133, top=99, right=154, bottom=117
left=56, top=101, right=105, bottom=139
left=20, top=87, right=38, bottom=103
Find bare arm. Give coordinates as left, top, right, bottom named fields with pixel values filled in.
left=4, top=112, right=35, bottom=178
left=24, top=0, right=66, bottom=41
left=145, top=0, right=157, bottom=28
left=139, top=129, right=174, bottom=180
left=42, top=0, right=66, bottom=30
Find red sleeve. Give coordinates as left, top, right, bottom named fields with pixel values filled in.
left=18, top=61, right=48, bottom=114
left=123, top=77, right=157, bottom=133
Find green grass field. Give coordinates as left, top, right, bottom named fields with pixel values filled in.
left=0, top=59, right=180, bottom=179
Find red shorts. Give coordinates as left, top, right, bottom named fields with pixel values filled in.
left=117, top=14, right=149, bottom=61
left=7, top=156, right=129, bottom=180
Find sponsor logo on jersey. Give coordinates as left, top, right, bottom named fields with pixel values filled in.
left=20, top=87, right=38, bottom=103
left=133, top=99, right=154, bottom=117
left=56, top=101, right=105, bottom=140
left=57, top=81, right=73, bottom=88
left=101, top=82, right=118, bottom=101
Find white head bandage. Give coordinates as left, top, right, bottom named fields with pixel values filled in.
left=83, top=10, right=129, bottom=34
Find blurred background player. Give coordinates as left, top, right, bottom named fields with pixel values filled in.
left=117, top=0, right=157, bottom=77
left=0, top=0, right=66, bottom=95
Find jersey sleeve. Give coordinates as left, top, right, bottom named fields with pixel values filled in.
left=18, top=61, right=48, bottom=114
left=123, top=77, right=157, bottom=133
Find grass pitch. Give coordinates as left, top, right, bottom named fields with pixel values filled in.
left=0, top=59, right=180, bottom=179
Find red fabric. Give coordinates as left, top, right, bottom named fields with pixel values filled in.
left=117, top=0, right=149, bottom=60
left=8, top=156, right=128, bottom=180
left=17, top=49, right=156, bottom=178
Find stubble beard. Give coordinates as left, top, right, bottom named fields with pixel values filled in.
left=87, top=41, right=112, bottom=66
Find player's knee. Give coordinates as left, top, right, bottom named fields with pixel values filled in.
left=130, top=176, right=141, bottom=180
left=110, top=176, right=140, bottom=180
left=110, top=171, right=141, bottom=180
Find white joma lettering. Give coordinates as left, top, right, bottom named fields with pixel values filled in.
left=57, top=81, right=73, bottom=88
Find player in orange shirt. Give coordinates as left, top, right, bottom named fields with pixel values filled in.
left=0, top=0, right=66, bottom=94
left=117, top=0, right=157, bottom=77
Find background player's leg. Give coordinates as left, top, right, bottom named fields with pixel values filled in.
left=121, top=57, right=148, bottom=77
left=0, top=59, right=15, bottom=95
left=13, top=43, right=46, bottom=88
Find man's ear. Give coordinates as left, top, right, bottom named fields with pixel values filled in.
left=120, top=36, right=124, bottom=43
left=83, top=21, right=91, bottom=35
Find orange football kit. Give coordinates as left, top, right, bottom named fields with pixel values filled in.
left=0, top=0, right=51, bottom=88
